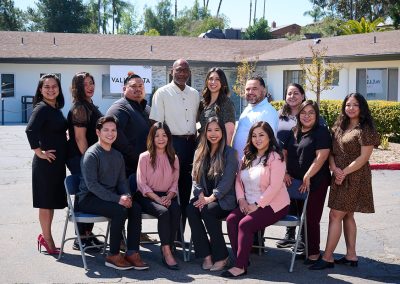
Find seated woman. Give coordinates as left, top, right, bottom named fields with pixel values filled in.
left=222, top=121, right=290, bottom=278
left=187, top=116, right=238, bottom=271
left=136, top=122, right=181, bottom=270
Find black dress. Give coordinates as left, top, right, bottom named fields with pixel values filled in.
left=26, top=101, right=68, bottom=209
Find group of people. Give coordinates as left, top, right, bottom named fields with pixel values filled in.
left=26, top=58, right=380, bottom=277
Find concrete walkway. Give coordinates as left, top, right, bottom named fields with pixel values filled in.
left=0, top=125, right=399, bottom=283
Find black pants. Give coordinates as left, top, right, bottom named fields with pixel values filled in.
left=186, top=198, right=231, bottom=262
left=137, top=192, right=181, bottom=246
left=172, top=136, right=196, bottom=232
left=78, top=193, right=142, bottom=255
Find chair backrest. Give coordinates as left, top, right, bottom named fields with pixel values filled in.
left=65, top=175, right=81, bottom=196
left=287, top=179, right=308, bottom=201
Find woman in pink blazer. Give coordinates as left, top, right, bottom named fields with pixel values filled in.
left=222, top=121, right=290, bottom=278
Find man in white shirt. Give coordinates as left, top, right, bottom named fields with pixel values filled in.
left=150, top=58, right=200, bottom=233
left=233, top=75, right=278, bottom=160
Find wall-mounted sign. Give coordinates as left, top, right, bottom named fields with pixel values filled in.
left=110, top=65, right=152, bottom=94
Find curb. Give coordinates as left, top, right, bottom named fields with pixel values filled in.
left=370, top=163, right=400, bottom=170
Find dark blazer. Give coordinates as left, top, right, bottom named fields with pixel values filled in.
left=192, top=146, right=238, bottom=211
left=106, top=97, right=150, bottom=176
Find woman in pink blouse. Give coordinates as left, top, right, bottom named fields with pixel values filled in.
left=222, top=121, right=290, bottom=278
left=136, top=122, right=181, bottom=270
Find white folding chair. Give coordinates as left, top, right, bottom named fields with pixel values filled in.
left=58, top=175, right=110, bottom=270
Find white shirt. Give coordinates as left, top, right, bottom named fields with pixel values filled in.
left=150, top=82, right=200, bottom=135
left=233, top=98, right=279, bottom=160
left=240, top=157, right=266, bottom=204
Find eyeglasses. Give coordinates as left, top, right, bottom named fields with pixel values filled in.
left=299, top=111, right=316, bottom=117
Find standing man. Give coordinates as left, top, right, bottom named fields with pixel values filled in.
left=150, top=59, right=200, bottom=233
left=107, top=74, right=154, bottom=243
left=232, top=75, right=278, bottom=159
left=106, top=74, right=150, bottom=179
left=78, top=115, right=149, bottom=270
left=232, top=75, right=279, bottom=250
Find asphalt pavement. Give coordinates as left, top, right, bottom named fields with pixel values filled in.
left=0, top=125, right=399, bottom=283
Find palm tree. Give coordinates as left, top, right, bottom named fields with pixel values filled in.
left=111, top=0, right=130, bottom=34
left=339, top=17, right=385, bottom=35
left=303, top=6, right=324, bottom=23
left=216, top=0, right=222, bottom=17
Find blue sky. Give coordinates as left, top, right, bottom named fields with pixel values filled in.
left=14, top=0, right=315, bottom=29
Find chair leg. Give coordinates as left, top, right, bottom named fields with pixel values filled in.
left=103, top=222, right=111, bottom=254
left=186, top=236, right=193, bottom=262
left=179, top=218, right=188, bottom=262
left=73, top=222, right=88, bottom=270
left=58, top=215, right=69, bottom=260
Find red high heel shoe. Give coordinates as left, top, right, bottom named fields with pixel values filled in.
left=37, top=235, right=60, bottom=255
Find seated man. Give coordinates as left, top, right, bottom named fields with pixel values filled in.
left=77, top=115, right=149, bottom=270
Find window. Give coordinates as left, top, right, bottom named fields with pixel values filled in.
left=325, top=70, right=339, bottom=86
left=1, top=74, right=15, bottom=98
left=356, top=68, right=398, bottom=101
left=102, top=74, right=121, bottom=99
left=283, top=70, right=304, bottom=99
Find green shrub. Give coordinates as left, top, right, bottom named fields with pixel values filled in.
left=271, top=100, right=400, bottom=142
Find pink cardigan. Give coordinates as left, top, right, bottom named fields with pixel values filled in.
left=235, top=152, right=290, bottom=212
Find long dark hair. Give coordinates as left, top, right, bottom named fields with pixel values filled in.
left=293, top=100, right=320, bottom=136
left=198, top=67, right=230, bottom=120
left=33, top=74, right=64, bottom=109
left=280, top=83, right=306, bottom=118
left=333, top=93, right=376, bottom=132
left=71, top=72, right=95, bottom=103
left=242, top=121, right=283, bottom=170
left=192, top=116, right=227, bottom=183
left=146, top=122, right=176, bottom=170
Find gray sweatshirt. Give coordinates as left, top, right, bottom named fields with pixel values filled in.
left=79, top=142, right=129, bottom=203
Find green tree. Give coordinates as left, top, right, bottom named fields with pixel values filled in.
left=0, top=0, right=24, bottom=31
left=300, top=45, right=343, bottom=106
left=303, top=5, right=325, bottom=22
left=339, top=17, right=385, bottom=34
left=301, top=16, right=343, bottom=37
left=31, top=0, right=90, bottom=32
left=143, top=0, right=175, bottom=35
left=144, top=28, right=160, bottom=36
left=243, top=18, right=272, bottom=40
left=111, top=0, right=131, bottom=34
left=388, top=2, right=400, bottom=29
left=118, top=6, right=139, bottom=34
left=85, top=0, right=101, bottom=33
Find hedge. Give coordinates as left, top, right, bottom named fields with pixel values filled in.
left=271, top=100, right=400, bottom=142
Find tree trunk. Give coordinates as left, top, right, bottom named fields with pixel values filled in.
left=249, top=0, right=252, bottom=27
left=263, top=0, right=265, bottom=19
left=216, top=0, right=222, bottom=17
left=317, top=62, right=321, bottom=106
left=175, top=0, right=177, bottom=19
left=254, top=0, right=257, bottom=24
left=98, top=0, right=101, bottom=33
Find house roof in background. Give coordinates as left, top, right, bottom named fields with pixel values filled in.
left=0, top=30, right=399, bottom=66
left=258, top=30, right=400, bottom=63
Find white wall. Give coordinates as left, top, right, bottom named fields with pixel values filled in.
left=266, top=60, right=400, bottom=102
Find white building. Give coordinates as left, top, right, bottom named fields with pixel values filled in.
left=0, top=30, right=399, bottom=124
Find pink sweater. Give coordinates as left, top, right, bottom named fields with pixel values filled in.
left=235, top=151, right=290, bottom=212
left=137, top=151, right=179, bottom=196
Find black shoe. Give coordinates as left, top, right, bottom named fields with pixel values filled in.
left=334, top=256, right=358, bottom=267
left=292, top=241, right=305, bottom=253
left=276, top=227, right=296, bottom=248
left=309, top=258, right=334, bottom=270
left=161, top=247, right=179, bottom=270
left=88, top=233, right=104, bottom=246
left=304, top=255, right=321, bottom=265
left=221, top=269, right=247, bottom=278
left=73, top=238, right=102, bottom=252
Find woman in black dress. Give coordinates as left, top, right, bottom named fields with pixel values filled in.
left=67, top=72, right=103, bottom=250
left=26, top=74, right=67, bottom=255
